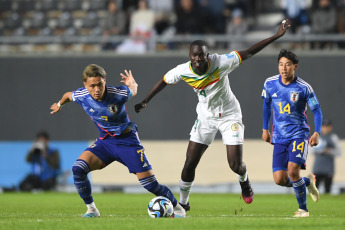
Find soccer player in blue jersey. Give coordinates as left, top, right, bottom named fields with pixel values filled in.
left=50, top=64, right=186, bottom=218
left=261, top=49, right=322, bottom=217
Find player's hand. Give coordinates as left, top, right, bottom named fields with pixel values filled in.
left=50, top=103, right=61, bottom=114
left=309, top=132, right=320, bottom=147
left=276, top=19, right=290, bottom=37
left=120, top=70, right=136, bottom=86
left=134, top=102, right=147, bottom=113
left=262, top=129, right=272, bottom=144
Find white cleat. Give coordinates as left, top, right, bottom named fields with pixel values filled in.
left=172, top=203, right=186, bottom=218
left=293, top=209, right=309, bottom=217
left=82, top=209, right=100, bottom=218
left=307, top=173, right=320, bottom=202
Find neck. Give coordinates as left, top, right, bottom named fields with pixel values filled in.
left=281, top=75, right=294, bottom=85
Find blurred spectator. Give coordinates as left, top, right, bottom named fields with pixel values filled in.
left=19, top=131, right=60, bottom=191
left=226, top=8, right=248, bottom=50
left=281, top=0, right=309, bottom=34
left=102, top=0, right=127, bottom=50
left=310, top=0, right=337, bottom=49
left=117, top=0, right=155, bottom=53
left=175, top=0, right=202, bottom=34
left=337, top=0, right=345, bottom=48
left=148, top=0, right=174, bottom=35
left=199, top=0, right=226, bottom=34
left=312, top=119, right=341, bottom=194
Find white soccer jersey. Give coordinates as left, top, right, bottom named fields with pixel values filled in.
left=164, top=52, right=243, bottom=119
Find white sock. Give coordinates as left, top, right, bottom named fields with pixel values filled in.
left=179, top=180, right=193, bottom=205
left=86, top=202, right=98, bottom=212
left=238, top=171, right=248, bottom=182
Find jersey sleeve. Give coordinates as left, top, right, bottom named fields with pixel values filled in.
left=218, top=51, right=242, bottom=74
left=113, top=85, right=131, bottom=103
left=261, top=81, right=271, bottom=102
left=163, top=65, right=182, bottom=84
left=71, top=87, right=86, bottom=105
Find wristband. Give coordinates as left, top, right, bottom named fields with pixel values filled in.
left=57, top=101, right=63, bottom=108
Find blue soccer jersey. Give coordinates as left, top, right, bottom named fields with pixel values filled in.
left=261, top=75, right=321, bottom=144
left=71, top=85, right=136, bottom=139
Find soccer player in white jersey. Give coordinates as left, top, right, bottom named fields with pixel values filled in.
left=50, top=64, right=186, bottom=218
left=261, top=50, right=322, bottom=217
left=134, top=20, right=291, bottom=211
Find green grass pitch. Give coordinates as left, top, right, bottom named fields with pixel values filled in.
left=0, top=192, right=344, bottom=230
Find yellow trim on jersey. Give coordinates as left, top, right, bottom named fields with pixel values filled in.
left=181, top=67, right=220, bottom=89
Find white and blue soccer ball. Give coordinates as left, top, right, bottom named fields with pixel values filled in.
left=147, top=196, right=174, bottom=218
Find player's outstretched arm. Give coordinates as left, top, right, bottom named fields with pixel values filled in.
left=120, top=70, right=138, bottom=97
left=134, top=78, right=167, bottom=113
left=50, top=92, right=72, bottom=114
left=237, top=19, right=290, bottom=61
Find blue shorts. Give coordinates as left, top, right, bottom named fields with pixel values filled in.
left=85, top=131, right=152, bottom=174
left=272, top=139, right=309, bottom=172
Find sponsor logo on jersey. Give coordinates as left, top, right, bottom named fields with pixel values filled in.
left=272, top=93, right=278, bottom=97
left=290, top=92, right=299, bottom=102
left=108, top=104, right=118, bottom=113
left=231, top=123, right=239, bottom=131
left=232, top=132, right=239, bottom=137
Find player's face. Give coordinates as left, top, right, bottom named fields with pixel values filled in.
left=84, top=76, right=106, bottom=101
left=278, top=57, right=297, bottom=80
left=189, top=45, right=209, bottom=74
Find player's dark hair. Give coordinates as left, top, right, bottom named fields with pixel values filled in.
left=190, top=40, right=209, bottom=51
left=82, top=64, right=107, bottom=82
left=278, top=49, right=299, bottom=64
left=36, top=131, right=49, bottom=140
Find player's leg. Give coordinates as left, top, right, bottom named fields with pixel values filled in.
left=179, top=141, right=208, bottom=210
left=137, top=170, right=186, bottom=218
left=288, top=162, right=310, bottom=217
left=72, top=150, right=104, bottom=218
left=181, top=117, right=215, bottom=210
left=226, top=144, right=254, bottom=204
left=272, top=143, right=293, bottom=187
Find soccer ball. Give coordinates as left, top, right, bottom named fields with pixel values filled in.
left=147, top=196, right=174, bottom=218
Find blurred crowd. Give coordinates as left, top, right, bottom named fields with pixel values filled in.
left=1, top=0, right=345, bottom=52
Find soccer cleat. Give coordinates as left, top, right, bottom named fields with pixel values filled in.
left=307, top=173, right=320, bottom=202
left=179, top=202, right=190, bottom=212
left=239, top=177, right=255, bottom=204
left=82, top=210, right=100, bottom=218
left=293, top=209, right=309, bottom=217
left=172, top=203, right=186, bottom=218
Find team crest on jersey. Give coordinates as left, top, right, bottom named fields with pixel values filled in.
left=108, top=104, right=118, bottom=113
left=290, top=92, right=299, bottom=102
left=231, top=123, right=239, bottom=131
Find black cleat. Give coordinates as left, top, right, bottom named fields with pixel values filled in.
left=239, top=177, right=254, bottom=204
left=179, top=202, right=190, bottom=211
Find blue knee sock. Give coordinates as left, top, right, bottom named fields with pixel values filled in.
left=292, top=178, right=308, bottom=211
left=303, top=177, right=310, bottom=187
left=72, top=159, right=93, bottom=204
left=139, top=175, right=177, bottom=207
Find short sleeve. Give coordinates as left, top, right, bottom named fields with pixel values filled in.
left=218, top=51, right=242, bottom=74
left=163, top=65, right=183, bottom=85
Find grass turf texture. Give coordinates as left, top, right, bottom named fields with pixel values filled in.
left=0, top=193, right=344, bottom=230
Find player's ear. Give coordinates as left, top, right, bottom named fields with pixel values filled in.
left=83, top=81, right=87, bottom=87
left=294, top=64, right=298, bottom=70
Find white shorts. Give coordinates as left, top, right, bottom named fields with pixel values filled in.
left=189, top=116, right=244, bottom=146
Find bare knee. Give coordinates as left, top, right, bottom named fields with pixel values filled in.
left=274, top=177, right=287, bottom=186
